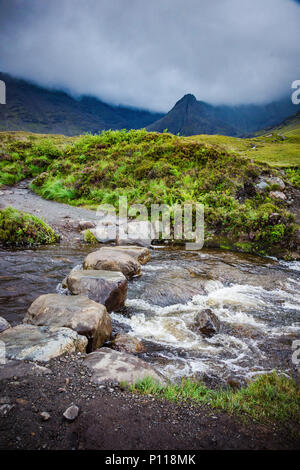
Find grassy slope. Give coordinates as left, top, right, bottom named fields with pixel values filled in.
left=0, top=206, right=59, bottom=247
left=129, top=372, right=300, bottom=430
left=0, top=128, right=298, bottom=257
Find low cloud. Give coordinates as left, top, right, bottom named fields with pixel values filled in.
left=0, top=0, right=300, bottom=111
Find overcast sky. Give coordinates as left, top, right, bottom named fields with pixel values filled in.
left=0, top=0, right=300, bottom=112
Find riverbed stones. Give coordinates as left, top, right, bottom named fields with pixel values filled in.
left=0, top=325, right=88, bottom=362
left=84, top=348, right=166, bottom=386
left=66, top=270, right=128, bottom=312
left=99, top=246, right=151, bottom=265
left=111, top=334, right=146, bottom=354
left=121, top=220, right=154, bottom=247
left=194, top=309, right=220, bottom=337
left=0, top=317, right=10, bottom=333
left=83, top=248, right=141, bottom=279
left=24, top=294, right=112, bottom=351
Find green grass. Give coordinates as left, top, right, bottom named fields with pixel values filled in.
left=0, top=206, right=59, bottom=247
left=0, top=128, right=298, bottom=257
left=129, top=372, right=300, bottom=426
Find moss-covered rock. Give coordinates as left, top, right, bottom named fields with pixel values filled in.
left=0, top=207, right=60, bottom=247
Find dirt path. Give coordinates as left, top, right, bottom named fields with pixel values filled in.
left=0, top=180, right=98, bottom=243
left=0, top=354, right=299, bottom=450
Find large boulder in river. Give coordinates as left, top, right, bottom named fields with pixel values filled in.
left=99, top=246, right=151, bottom=265
left=0, top=317, right=11, bottom=333
left=24, top=294, right=112, bottom=351
left=194, top=309, right=220, bottom=337
left=111, top=333, right=146, bottom=354
left=84, top=348, right=166, bottom=386
left=67, top=270, right=128, bottom=312
left=120, top=220, right=154, bottom=247
left=83, top=248, right=141, bottom=279
left=0, top=325, right=87, bottom=362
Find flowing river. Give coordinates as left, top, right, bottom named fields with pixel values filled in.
left=0, top=244, right=299, bottom=387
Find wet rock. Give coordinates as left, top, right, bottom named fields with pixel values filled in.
left=0, top=317, right=11, bottom=333
left=111, top=334, right=146, bottom=354
left=0, top=325, right=87, bottom=362
left=40, top=411, right=51, bottom=421
left=266, top=177, right=285, bottom=190
left=269, top=191, right=287, bottom=201
left=194, top=309, right=220, bottom=337
left=78, top=220, right=96, bottom=231
left=66, top=270, right=128, bottom=312
left=84, top=347, right=166, bottom=386
left=24, top=294, right=112, bottom=351
left=63, top=404, right=79, bottom=422
left=99, top=245, right=151, bottom=265
left=83, top=248, right=141, bottom=279
left=0, top=360, right=52, bottom=381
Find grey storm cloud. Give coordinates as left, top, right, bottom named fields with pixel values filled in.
left=0, top=0, right=300, bottom=112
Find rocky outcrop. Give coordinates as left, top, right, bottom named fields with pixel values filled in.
left=0, top=317, right=11, bottom=333
left=24, top=294, right=112, bottom=351
left=0, top=325, right=87, bottom=362
left=99, top=246, right=151, bottom=265
left=84, top=348, right=166, bottom=386
left=111, top=334, right=146, bottom=354
left=193, top=309, right=220, bottom=337
left=83, top=248, right=141, bottom=279
left=66, top=270, right=128, bottom=312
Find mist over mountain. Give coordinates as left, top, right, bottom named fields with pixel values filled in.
left=0, top=73, right=163, bottom=135
left=147, top=94, right=300, bottom=136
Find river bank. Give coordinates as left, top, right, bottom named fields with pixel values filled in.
left=0, top=178, right=299, bottom=450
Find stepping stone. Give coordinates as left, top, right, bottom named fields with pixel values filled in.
left=83, top=248, right=141, bottom=279
left=99, top=246, right=151, bottom=265
left=24, top=294, right=112, bottom=351
left=0, top=325, right=87, bottom=362
left=67, top=270, right=127, bottom=312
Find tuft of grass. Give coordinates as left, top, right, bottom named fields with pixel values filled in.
left=0, top=206, right=60, bottom=247
left=130, top=372, right=300, bottom=425
left=83, top=229, right=98, bottom=244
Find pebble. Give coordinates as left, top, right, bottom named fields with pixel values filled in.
left=40, top=411, right=51, bottom=421
left=63, top=404, right=79, bottom=422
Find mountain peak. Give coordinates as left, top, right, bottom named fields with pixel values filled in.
left=175, top=93, right=197, bottom=106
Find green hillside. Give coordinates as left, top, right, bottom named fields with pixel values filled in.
left=0, top=129, right=298, bottom=258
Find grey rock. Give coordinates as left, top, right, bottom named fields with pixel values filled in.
left=0, top=325, right=87, bottom=362
left=83, top=248, right=141, bottom=279
left=111, top=333, right=146, bottom=354
left=40, top=411, right=51, bottom=421
left=255, top=181, right=269, bottom=192
left=67, top=270, right=128, bottom=312
left=266, top=177, right=285, bottom=190
left=24, top=294, right=112, bottom=351
left=0, top=403, right=14, bottom=417
left=0, top=317, right=11, bottom=333
left=194, top=309, right=220, bottom=337
left=63, top=404, right=79, bottom=421
left=84, top=347, right=166, bottom=386
left=99, top=245, right=151, bottom=265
